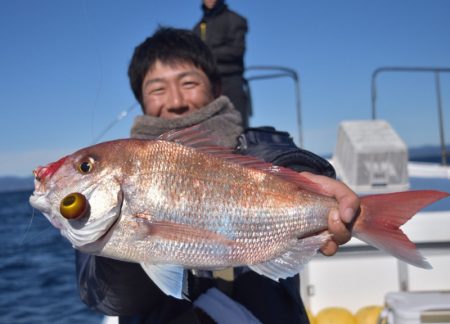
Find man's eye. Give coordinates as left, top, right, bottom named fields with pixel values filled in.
left=183, top=81, right=197, bottom=88
left=149, top=87, right=164, bottom=95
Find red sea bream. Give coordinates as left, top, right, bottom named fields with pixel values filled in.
left=29, top=127, right=449, bottom=298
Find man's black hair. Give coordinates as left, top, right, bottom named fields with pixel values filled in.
left=128, top=27, right=221, bottom=108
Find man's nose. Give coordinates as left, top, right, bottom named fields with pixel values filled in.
left=167, top=85, right=186, bottom=109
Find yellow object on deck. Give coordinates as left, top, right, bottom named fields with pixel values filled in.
left=306, top=308, right=317, bottom=324
left=355, top=306, right=383, bottom=324
left=316, top=307, right=356, bottom=324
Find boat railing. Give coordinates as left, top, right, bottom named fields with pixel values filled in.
left=245, top=65, right=303, bottom=148
left=371, top=66, right=450, bottom=165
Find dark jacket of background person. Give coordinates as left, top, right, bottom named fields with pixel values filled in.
left=75, top=98, right=335, bottom=324
left=193, top=0, right=251, bottom=128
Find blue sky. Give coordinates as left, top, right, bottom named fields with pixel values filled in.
left=1, top=0, right=450, bottom=176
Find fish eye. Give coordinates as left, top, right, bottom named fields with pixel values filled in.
left=78, top=158, right=94, bottom=174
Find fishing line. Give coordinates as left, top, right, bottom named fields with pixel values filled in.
left=92, top=102, right=138, bottom=144
left=21, top=226, right=54, bottom=246
left=20, top=209, right=55, bottom=245
left=79, top=1, right=138, bottom=144
left=80, top=0, right=104, bottom=144
left=20, top=208, right=37, bottom=245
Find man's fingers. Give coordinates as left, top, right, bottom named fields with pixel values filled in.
left=319, top=235, right=338, bottom=256
left=328, top=209, right=352, bottom=245
left=337, top=195, right=360, bottom=224
left=300, top=171, right=360, bottom=256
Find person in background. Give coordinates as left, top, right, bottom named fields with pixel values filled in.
left=76, top=27, right=360, bottom=324
left=193, top=0, right=251, bottom=128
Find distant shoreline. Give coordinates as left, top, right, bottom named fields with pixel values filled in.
left=0, top=176, right=34, bottom=193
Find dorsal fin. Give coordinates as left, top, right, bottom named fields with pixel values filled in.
left=158, top=125, right=324, bottom=194
left=157, top=125, right=231, bottom=150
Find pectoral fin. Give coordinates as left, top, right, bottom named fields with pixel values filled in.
left=249, top=232, right=330, bottom=281
left=135, top=216, right=234, bottom=245
left=140, top=263, right=187, bottom=299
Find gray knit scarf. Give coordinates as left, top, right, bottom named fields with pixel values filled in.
left=130, top=96, right=243, bottom=148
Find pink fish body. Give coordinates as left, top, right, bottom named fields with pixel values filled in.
left=29, top=127, right=449, bottom=298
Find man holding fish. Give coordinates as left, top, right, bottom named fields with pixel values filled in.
left=30, top=27, right=446, bottom=323
left=74, top=27, right=359, bottom=323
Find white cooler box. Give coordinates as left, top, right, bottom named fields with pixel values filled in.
left=383, top=291, right=450, bottom=324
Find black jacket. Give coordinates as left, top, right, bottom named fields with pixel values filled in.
left=193, top=3, right=247, bottom=76
left=76, top=127, right=335, bottom=323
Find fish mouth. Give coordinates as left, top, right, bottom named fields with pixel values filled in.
left=29, top=192, right=65, bottom=229
left=29, top=192, right=50, bottom=214
left=31, top=181, right=46, bottom=196
left=29, top=190, right=44, bottom=202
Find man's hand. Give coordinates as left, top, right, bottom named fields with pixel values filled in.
left=301, top=172, right=360, bottom=256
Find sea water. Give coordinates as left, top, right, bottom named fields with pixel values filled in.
left=0, top=190, right=102, bottom=324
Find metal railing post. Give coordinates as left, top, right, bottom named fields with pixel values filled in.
left=246, top=66, right=303, bottom=147
left=435, top=72, right=447, bottom=165
left=371, top=67, right=450, bottom=165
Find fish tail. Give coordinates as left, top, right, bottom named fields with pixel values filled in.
left=353, top=190, right=449, bottom=269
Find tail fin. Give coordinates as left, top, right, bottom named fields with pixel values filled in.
left=353, top=190, right=449, bottom=269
